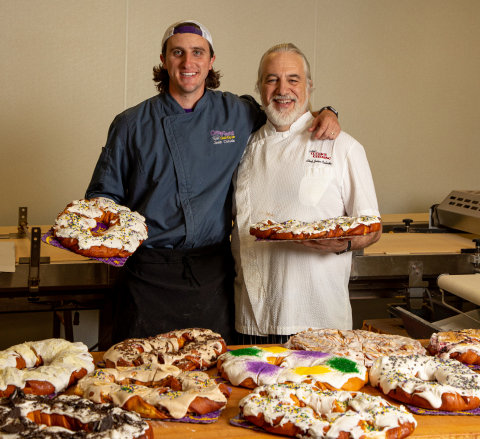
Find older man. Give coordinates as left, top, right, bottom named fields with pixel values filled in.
left=232, top=43, right=382, bottom=344
left=85, top=22, right=340, bottom=345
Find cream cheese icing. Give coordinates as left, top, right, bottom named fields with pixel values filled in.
left=76, top=364, right=227, bottom=419
left=369, top=354, right=480, bottom=410
left=239, top=383, right=416, bottom=439
left=0, top=339, right=94, bottom=394
left=0, top=391, right=150, bottom=439
left=250, top=215, right=381, bottom=240
left=218, top=346, right=367, bottom=390
left=429, top=329, right=480, bottom=363
left=53, top=198, right=148, bottom=253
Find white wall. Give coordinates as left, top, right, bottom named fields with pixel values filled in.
left=1, top=1, right=479, bottom=347
left=1, top=0, right=479, bottom=226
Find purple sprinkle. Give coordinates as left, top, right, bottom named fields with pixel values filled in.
left=245, top=361, right=282, bottom=377
left=291, top=351, right=330, bottom=359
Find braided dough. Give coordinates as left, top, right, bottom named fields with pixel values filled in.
left=370, top=354, right=480, bottom=411
left=428, top=329, right=480, bottom=365
left=53, top=198, right=148, bottom=258
left=218, top=346, right=367, bottom=391
left=75, top=364, right=230, bottom=419
left=285, top=328, right=426, bottom=367
left=0, top=339, right=94, bottom=397
left=104, top=328, right=227, bottom=371
left=250, top=215, right=381, bottom=240
left=0, top=389, right=152, bottom=439
left=239, top=383, right=417, bottom=439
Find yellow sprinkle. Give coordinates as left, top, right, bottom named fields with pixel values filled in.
left=262, top=346, right=289, bottom=354
left=294, top=366, right=331, bottom=375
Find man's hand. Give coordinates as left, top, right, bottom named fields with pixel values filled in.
left=295, top=228, right=382, bottom=253
left=309, top=109, right=341, bottom=140
left=295, top=237, right=352, bottom=252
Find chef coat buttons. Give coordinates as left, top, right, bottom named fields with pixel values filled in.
left=282, top=132, right=289, bottom=138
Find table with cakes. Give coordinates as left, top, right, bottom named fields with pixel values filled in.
left=1, top=199, right=480, bottom=439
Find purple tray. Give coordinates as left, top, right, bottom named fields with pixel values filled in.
left=230, top=414, right=264, bottom=432
left=467, top=363, right=480, bottom=370
left=160, top=409, right=223, bottom=423
left=42, top=227, right=128, bottom=267
left=407, top=404, right=480, bottom=416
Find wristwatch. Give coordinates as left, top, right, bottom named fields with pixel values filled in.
left=335, top=240, right=351, bottom=255
left=318, top=106, right=338, bottom=118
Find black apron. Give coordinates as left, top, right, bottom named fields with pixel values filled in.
left=111, top=241, right=237, bottom=345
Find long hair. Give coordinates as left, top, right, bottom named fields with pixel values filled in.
left=153, top=22, right=221, bottom=94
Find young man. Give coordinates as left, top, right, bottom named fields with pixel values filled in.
left=86, top=22, right=340, bottom=345
left=232, top=44, right=381, bottom=344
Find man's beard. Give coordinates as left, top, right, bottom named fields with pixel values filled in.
left=263, top=94, right=309, bottom=129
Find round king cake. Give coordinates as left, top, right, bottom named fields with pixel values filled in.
left=285, top=328, right=426, bottom=367
left=239, top=383, right=417, bottom=439
left=217, top=346, right=368, bottom=391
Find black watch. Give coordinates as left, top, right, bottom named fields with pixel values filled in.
left=335, top=240, right=351, bottom=255
left=318, top=106, right=338, bottom=118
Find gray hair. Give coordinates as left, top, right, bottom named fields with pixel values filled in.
left=255, top=43, right=314, bottom=94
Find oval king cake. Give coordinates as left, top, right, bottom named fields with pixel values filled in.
left=217, top=346, right=368, bottom=391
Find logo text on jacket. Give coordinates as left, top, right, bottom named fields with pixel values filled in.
left=211, top=130, right=235, bottom=145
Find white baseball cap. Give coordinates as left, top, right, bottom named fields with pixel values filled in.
left=161, top=20, right=214, bottom=51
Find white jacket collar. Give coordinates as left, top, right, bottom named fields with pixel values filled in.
left=265, top=111, right=314, bottom=136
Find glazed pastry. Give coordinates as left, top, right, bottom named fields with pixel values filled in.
left=217, top=346, right=367, bottom=391
left=285, top=328, right=426, bottom=367
left=0, top=338, right=94, bottom=397
left=0, top=390, right=152, bottom=439
left=75, top=364, right=230, bottom=419
left=370, top=354, right=480, bottom=411
left=53, top=198, right=148, bottom=258
left=239, top=383, right=416, bottom=439
left=104, top=328, right=227, bottom=371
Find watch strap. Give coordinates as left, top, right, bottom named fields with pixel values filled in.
left=318, top=106, right=338, bottom=118
left=335, top=240, right=351, bottom=255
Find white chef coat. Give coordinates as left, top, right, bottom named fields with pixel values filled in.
left=232, top=111, right=380, bottom=336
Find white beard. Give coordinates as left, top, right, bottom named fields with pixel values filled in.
left=263, top=94, right=309, bottom=129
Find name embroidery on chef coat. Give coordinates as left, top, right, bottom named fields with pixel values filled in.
left=211, top=130, right=236, bottom=145
left=306, top=150, right=332, bottom=165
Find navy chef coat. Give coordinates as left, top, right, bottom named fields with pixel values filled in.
left=85, top=89, right=266, bottom=249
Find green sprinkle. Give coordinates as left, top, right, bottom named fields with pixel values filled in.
left=230, top=347, right=263, bottom=357
left=325, top=357, right=359, bottom=374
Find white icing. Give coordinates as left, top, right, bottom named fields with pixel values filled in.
left=250, top=215, right=381, bottom=239
left=0, top=394, right=149, bottom=439
left=429, top=329, right=480, bottom=361
left=285, top=328, right=426, bottom=367
left=53, top=198, right=148, bottom=253
left=218, top=346, right=367, bottom=390
left=104, top=328, right=224, bottom=371
left=369, top=355, right=480, bottom=409
left=239, top=383, right=416, bottom=438
left=0, top=339, right=95, bottom=393
left=76, top=364, right=227, bottom=419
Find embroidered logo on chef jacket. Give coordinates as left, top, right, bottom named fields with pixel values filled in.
left=211, top=130, right=236, bottom=145
left=306, top=150, right=332, bottom=165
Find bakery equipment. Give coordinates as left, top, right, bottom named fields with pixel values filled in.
left=0, top=210, right=114, bottom=349
left=350, top=191, right=480, bottom=338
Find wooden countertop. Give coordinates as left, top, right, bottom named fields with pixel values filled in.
left=2, top=221, right=479, bottom=263
left=76, top=348, right=479, bottom=439
left=365, top=231, right=479, bottom=255
left=0, top=225, right=93, bottom=264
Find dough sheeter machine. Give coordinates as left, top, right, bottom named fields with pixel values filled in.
left=350, top=190, right=480, bottom=338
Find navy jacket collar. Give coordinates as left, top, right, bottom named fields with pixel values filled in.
left=155, top=88, right=210, bottom=116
